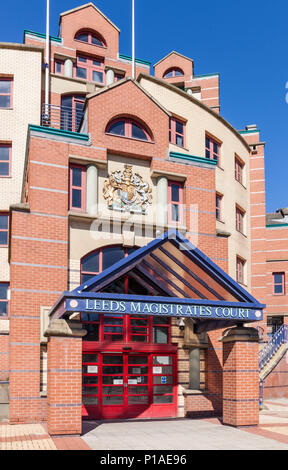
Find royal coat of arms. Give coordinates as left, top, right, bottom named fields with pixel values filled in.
left=103, top=165, right=152, bottom=214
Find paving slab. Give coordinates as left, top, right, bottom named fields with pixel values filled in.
left=81, top=418, right=288, bottom=450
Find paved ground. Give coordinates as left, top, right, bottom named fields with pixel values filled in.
left=0, top=423, right=90, bottom=451
left=1, top=399, right=288, bottom=450
left=81, top=399, right=288, bottom=451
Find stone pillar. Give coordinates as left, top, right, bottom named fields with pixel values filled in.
left=64, top=58, right=73, bottom=78
left=86, top=164, right=98, bottom=216
left=45, top=320, right=86, bottom=436
left=156, top=176, right=168, bottom=228
left=221, top=326, right=259, bottom=427
left=106, top=68, right=115, bottom=86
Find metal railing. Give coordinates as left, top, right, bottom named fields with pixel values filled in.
left=41, top=104, right=84, bottom=133
left=259, top=324, right=288, bottom=371
left=259, top=324, right=288, bottom=406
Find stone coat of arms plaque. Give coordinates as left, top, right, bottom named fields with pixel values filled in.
left=103, top=165, right=152, bottom=214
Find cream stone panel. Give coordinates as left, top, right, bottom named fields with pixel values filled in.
left=98, top=154, right=157, bottom=226
left=0, top=48, right=42, bottom=209
left=139, top=77, right=251, bottom=287
left=50, top=75, right=87, bottom=95
left=0, top=249, right=9, bottom=282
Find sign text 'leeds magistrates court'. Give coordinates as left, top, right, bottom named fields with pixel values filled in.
left=67, top=298, right=263, bottom=321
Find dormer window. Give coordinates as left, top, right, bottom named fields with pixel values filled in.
left=163, top=68, right=184, bottom=79
left=106, top=118, right=152, bottom=142
left=75, top=30, right=105, bottom=47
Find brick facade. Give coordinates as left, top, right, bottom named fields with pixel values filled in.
left=0, top=2, right=276, bottom=430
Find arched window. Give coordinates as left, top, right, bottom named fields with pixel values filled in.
left=163, top=68, right=184, bottom=79
left=80, top=246, right=171, bottom=344
left=75, top=30, right=105, bottom=47
left=106, top=118, right=151, bottom=142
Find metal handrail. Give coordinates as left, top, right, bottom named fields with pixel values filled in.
left=41, top=103, right=84, bottom=133
left=259, top=324, right=288, bottom=371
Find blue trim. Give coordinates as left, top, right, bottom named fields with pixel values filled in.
left=238, top=130, right=259, bottom=135
left=170, top=151, right=217, bottom=166
left=119, top=54, right=151, bottom=66
left=29, top=125, right=89, bottom=142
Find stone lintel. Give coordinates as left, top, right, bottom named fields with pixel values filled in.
left=44, top=319, right=86, bottom=338
left=220, top=326, right=259, bottom=343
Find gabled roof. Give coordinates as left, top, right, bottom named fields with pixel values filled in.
left=59, top=2, right=120, bottom=32
left=154, top=51, right=194, bottom=68
left=85, top=77, right=171, bottom=117
left=49, top=231, right=264, bottom=333
left=75, top=230, right=258, bottom=303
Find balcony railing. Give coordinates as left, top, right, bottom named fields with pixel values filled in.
left=41, top=104, right=84, bottom=133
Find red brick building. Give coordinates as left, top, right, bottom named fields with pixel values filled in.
left=0, top=2, right=286, bottom=433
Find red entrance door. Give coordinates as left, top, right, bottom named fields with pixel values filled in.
left=82, top=352, right=177, bottom=419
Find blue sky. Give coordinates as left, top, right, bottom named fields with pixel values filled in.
left=0, top=0, right=287, bottom=212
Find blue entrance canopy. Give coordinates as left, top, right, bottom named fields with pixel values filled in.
left=49, top=230, right=265, bottom=333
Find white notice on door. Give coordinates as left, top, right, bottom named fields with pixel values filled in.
left=153, top=367, right=162, bottom=374
left=87, top=366, right=98, bottom=373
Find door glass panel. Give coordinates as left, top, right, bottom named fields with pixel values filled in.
left=153, top=395, right=173, bottom=404
left=153, top=385, right=173, bottom=394
left=128, top=386, right=148, bottom=394
left=102, top=375, right=123, bottom=385
left=103, top=396, right=123, bottom=405
left=128, top=366, right=148, bottom=375
left=82, top=354, right=98, bottom=363
left=83, top=376, right=98, bottom=385
left=129, top=356, right=148, bottom=364
left=102, top=386, right=123, bottom=395
left=83, top=396, right=98, bottom=405
left=153, top=375, right=173, bottom=385
left=128, top=396, right=148, bottom=404
left=153, top=356, right=173, bottom=365
left=103, top=365, right=123, bottom=374
left=102, top=355, right=123, bottom=364
left=82, top=386, right=98, bottom=395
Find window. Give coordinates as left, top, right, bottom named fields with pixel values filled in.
left=169, top=117, right=185, bottom=147
left=114, top=73, right=125, bottom=82
left=0, top=144, right=11, bottom=177
left=216, top=193, right=223, bottom=221
left=61, top=94, right=85, bottom=132
left=54, top=59, right=64, bottom=75
left=163, top=68, right=184, bottom=78
left=75, top=30, right=105, bottom=47
left=0, top=214, right=8, bottom=246
left=205, top=135, right=220, bottom=162
left=0, top=78, right=13, bottom=108
left=75, top=55, right=104, bottom=84
left=106, top=118, right=151, bottom=141
left=0, top=283, right=9, bottom=316
left=236, top=206, right=245, bottom=234
left=235, top=155, right=244, bottom=185
left=273, top=273, right=285, bottom=295
left=236, top=256, right=245, bottom=284
left=168, top=181, right=184, bottom=224
left=69, top=165, right=86, bottom=212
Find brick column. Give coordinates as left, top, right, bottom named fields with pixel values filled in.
left=221, top=326, right=259, bottom=427
left=45, top=320, right=86, bottom=436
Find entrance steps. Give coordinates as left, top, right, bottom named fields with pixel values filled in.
left=259, top=325, right=288, bottom=383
